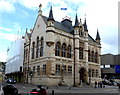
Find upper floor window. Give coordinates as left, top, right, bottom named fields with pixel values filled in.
left=88, top=50, right=91, bottom=62
left=61, top=43, right=66, bottom=57
left=67, top=45, right=72, bottom=58
left=55, top=42, right=61, bottom=56
left=40, top=37, right=44, bottom=57
left=79, top=42, right=84, bottom=59
left=32, top=42, right=35, bottom=59
left=95, top=52, right=98, bottom=63
left=24, top=49, right=28, bottom=61
left=36, top=37, right=39, bottom=58
left=91, top=51, right=94, bottom=62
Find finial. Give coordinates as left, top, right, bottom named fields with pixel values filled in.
left=80, top=18, right=81, bottom=21
left=80, top=18, right=82, bottom=25
left=38, top=3, right=42, bottom=15
left=39, top=3, right=42, bottom=10
left=26, top=28, right=27, bottom=32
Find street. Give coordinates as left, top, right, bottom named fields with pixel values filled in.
left=1, top=82, right=120, bottom=95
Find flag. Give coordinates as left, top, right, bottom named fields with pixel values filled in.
left=61, top=8, right=67, bottom=10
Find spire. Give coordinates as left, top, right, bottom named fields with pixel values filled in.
left=83, top=18, right=88, bottom=31
left=74, top=13, right=79, bottom=28
left=47, top=6, right=54, bottom=21
left=96, top=29, right=101, bottom=40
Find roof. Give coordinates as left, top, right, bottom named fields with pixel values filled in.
left=42, top=16, right=74, bottom=33
left=88, top=34, right=96, bottom=43
left=42, top=15, right=97, bottom=44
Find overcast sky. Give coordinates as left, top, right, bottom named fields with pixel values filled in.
left=0, top=0, right=119, bottom=62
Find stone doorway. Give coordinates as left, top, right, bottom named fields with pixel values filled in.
left=79, top=67, right=88, bottom=84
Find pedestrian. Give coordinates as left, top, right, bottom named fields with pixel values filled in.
left=98, top=82, right=100, bottom=88
left=94, top=81, right=97, bottom=88
left=100, top=82, right=102, bottom=88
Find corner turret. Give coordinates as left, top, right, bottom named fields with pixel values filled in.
left=47, top=6, right=55, bottom=27
left=96, top=29, right=101, bottom=44
left=46, top=6, right=55, bottom=47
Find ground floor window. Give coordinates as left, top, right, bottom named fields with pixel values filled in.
left=68, top=66, right=72, bottom=75
left=43, top=64, right=46, bottom=75
left=56, top=64, right=61, bottom=75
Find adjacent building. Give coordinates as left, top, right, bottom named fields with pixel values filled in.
left=5, top=37, right=24, bottom=82
left=101, top=54, right=120, bottom=79
left=23, top=4, right=101, bottom=86
left=0, top=62, right=6, bottom=81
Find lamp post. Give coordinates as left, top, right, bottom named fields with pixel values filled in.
left=29, top=71, right=33, bottom=84
left=60, top=64, right=65, bottom=85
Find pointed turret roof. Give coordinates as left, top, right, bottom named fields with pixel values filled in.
left=83, top=18, right=88, bottom=31
left=74, top=14, right=79, bottom=28
left=96, top=29, right=101, bottom=40
left=47, top=6, right=55, bottom=21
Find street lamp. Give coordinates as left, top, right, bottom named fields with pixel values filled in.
left=29, top=71, right=33, bottom=84
left=60, top=64, right=65, bottom=85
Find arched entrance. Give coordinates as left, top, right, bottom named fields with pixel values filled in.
left=79, top=67, right=88, bottom=84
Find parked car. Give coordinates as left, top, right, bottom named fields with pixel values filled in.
left=109, top=80, right=118, bottom=86
left=114, top=81, right=120, bottom=86
left=102, top=80, right=112, bottom=85
left=6, top=78, right=16, bottom=84
left=3, top=84, right=18, bottom=95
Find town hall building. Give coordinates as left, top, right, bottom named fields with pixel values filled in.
left=23, top=4, right=101, bottom=86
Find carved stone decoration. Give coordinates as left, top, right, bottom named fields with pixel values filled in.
left=46, top=42, right=54, bottom=47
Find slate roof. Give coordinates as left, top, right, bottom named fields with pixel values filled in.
left=42, top=15, right=97, bottom=44
left=42, top=16, right=74, bottom=33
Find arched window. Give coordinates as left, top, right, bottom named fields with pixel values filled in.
left=25, top=49, right=28, bottom=61
left=55, top=42, right=61, bottom=56
left=67, top=45, right=72, bottom=58
left=79, top=42, right=84, bottom=59
left=36, top=37, right=39, bottom=58
left=88, top=50, right=91, bottom=62
left=40, top=37, right=44, bottom=57
left=61, top=43, right=66, bottom=57
left=32, top=42, right=35, bottom=59
left=95, top=52, right=98, bottom=63
left=91, top=51, right=94, bottom=62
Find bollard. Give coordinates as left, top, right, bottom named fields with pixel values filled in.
left=52, top=90, right=54, bottom=95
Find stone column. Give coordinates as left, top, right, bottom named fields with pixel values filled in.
left=74, top=29, right=80, bottom=86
